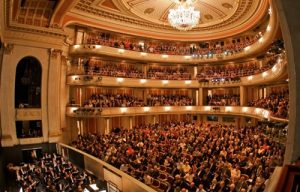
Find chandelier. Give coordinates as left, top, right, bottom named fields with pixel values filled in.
left=168, top=0, right=200, bottom=31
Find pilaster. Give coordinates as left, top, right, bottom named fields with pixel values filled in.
left=48, top=48, right=63, bottom=142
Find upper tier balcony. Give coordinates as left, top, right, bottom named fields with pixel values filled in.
left=66, top=55, right=286, bottom=88
left=69, top=9, right=278, bottom=64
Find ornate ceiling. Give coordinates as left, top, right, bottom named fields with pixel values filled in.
left=7, top=0, right=270, bottom=41
left=119, top=0, right=239, bottom=27
left=66, top=0, right=269, bottom=41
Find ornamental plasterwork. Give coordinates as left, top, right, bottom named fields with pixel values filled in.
left=72, top=0, right=259, bottom=32
left=4, top=30, right=66, bottom=50
left=49, top=48, right=62, bottom=58
left=4, top=0, right=67, bottom=40
left=15, top=109, right=42, bottom=121
left=3, top=43, right=14, bottom=54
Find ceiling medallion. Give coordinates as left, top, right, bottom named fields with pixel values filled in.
left=168, top=0, right=200, bottom=31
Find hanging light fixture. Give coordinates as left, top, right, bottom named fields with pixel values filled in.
left=168, top=0, right=200, bottom=31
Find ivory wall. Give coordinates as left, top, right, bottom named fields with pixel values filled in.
left=0, top=44, right=66, bottom=146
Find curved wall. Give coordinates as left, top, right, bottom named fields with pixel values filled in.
left=275, top=0, right=300, bottom=163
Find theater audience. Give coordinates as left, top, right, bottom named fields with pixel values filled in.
left=206, top=94, right=240, bottom=106
left=84, top=31, right=263, bottom=57
left=147, top=94, right=193, bottom=106
left=147, top=67, right=191, bottom=80
left=83, top=61, right=144, bottom=79
left=248, top=90, right=289, bottom=118
left=8, top=153, right=97, bottom=192
left=76, top=93, right=193, bottom=110
left=83, top=93, right=145, bottom=108
left=196, top=56, right=278, bottom=82
left=72, top=121, right=285, bottom=192
left=69, top=54, right=280, bottom=82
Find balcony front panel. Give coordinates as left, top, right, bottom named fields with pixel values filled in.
left=66, top=106, right=287, bottom=122
left=15, top=108, right=42, bottom=121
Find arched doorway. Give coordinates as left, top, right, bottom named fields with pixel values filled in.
left=15, top=56, right=42, bottom=108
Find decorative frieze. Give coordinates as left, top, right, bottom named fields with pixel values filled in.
left=49, top=48, right=62, bottom=58
left=3, top=43, right=14, bottom=54
left=15, top=108, right=42, bottom=120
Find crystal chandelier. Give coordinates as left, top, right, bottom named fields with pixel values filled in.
left=168, top=0, right=200, bottom=31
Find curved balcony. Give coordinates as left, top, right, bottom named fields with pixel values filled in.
left=66, top=106, right=288, bottom=123
left=69, top=7, right=278, bottom=64
left=66, top=56, right=286, bottom=88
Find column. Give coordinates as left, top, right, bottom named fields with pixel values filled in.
left=239, top=86, right=246, bottom=106
left=143, top=89, right=148, bottom=105
left=143, top=64, right=148, bottom=78
left=48, top=49, right=63, bottom=142
left=105, top=118, right=110, bottom=135
left=0, top=44, right=16, bottom=146
left=60, top=55, right=68, bottom=139
left=198, top=87, right=203, bottom=106
left=129, top=117, right=133, bottom=130
left=79, top=87, right=86, bottom=107
left=265, top=86, right=271, bottom=97
left=153, top=115, right=156, bottom=124
left=193, top=66, right=198, bottom=78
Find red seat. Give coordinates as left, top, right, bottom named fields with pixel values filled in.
left=152, top=178, right=160, bottom=188
left=159, top=172, right=167, bottom=180
left=159, top=181, right=169, bottom=191
left=167, top=175, right=174, bottom=183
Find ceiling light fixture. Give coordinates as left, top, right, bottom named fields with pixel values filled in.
left=168, top=0, right=200, bottom=31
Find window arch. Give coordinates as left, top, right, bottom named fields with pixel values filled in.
left=15, top=56, right=42, bottom=108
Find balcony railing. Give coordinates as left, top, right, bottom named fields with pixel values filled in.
left=66, top=106, right=288, bottom=122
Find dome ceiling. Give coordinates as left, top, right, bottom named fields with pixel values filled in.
left=64, top=0, right=269, bottom=41
left=7, top=0, right=270, bottom=41
left=120, top=0, right=238, bottom=27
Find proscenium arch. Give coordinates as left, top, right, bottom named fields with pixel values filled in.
left=15, top=56, right=42, bottom=108
left=274, top=0, right=300, bottom=164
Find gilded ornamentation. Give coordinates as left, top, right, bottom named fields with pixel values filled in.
left=3, top=43, right=14, bottom=54
left=15, top=109, right=42, bottom=120
left=222, top=3, right=233, bottom=9
left=73, top=0, right=255, bottom=32
left=144, top=8, right=154, bottom=14
left=49, top=48, right=62, bottom=58
left=204, top=14, right=213, bottom=20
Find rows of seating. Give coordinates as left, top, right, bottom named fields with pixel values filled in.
left=84, top=31, right=263, bottom=56
left=68, top=55, right=279, bottom=82
left=248, top=90, right=289, bottom=119
left=196, top=56, right=277, bottom=81
left=147, top=67, right=191, bottom=80
left=77, top=93, right=193, bottom=109
left=82, top=93, right=145, bottom=108
left=146, top=94, right=193, bottom=106
left=206, top=94, right=240, bottom=106
left=83, top=62, right=144, bottom=78
left=72, top=121, right=285, bottom=192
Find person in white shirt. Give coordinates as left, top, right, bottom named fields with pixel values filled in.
left=196, top=184, right=206, bottom=192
